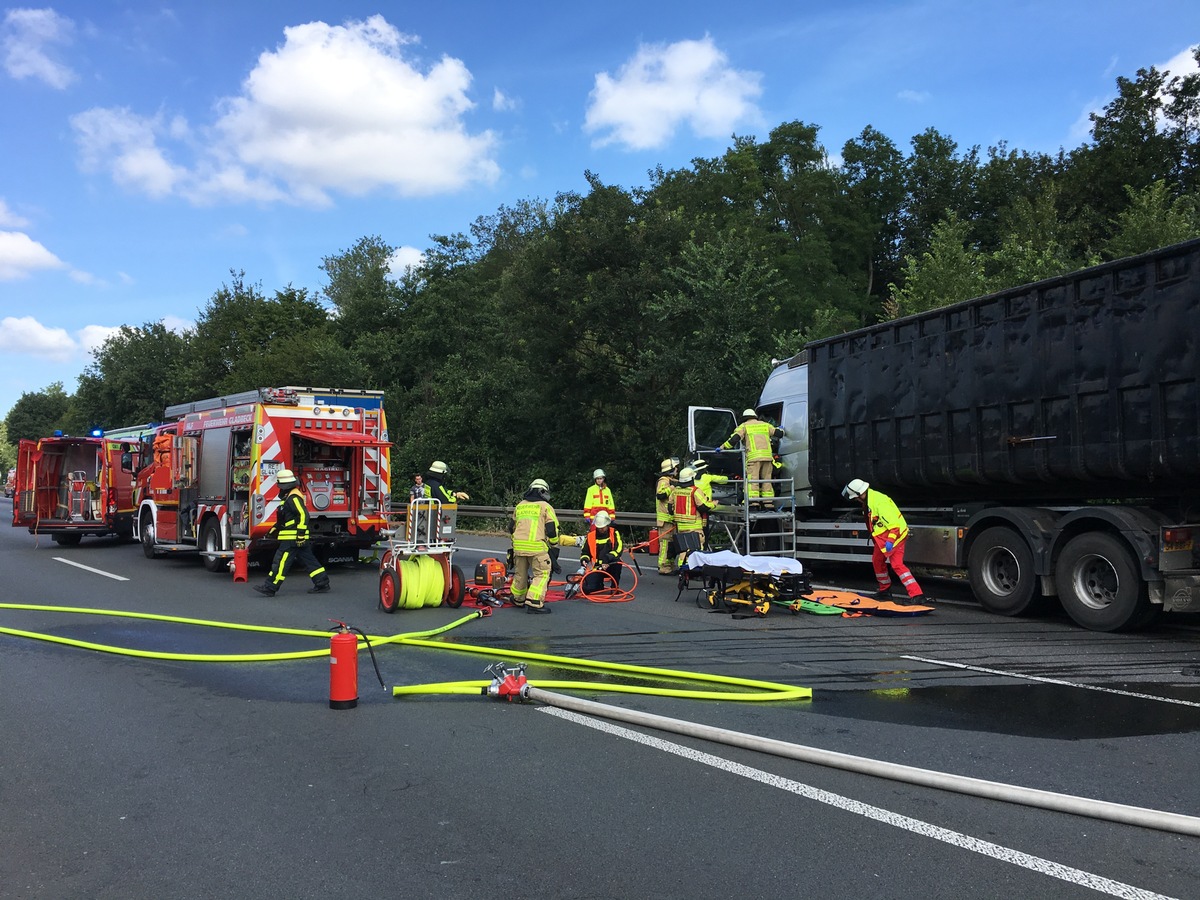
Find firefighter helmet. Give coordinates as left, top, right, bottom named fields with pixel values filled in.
left=690, top=458, right=708, bottom=474
left=593, top=468, right=606, bottom=480
left=429, top=460, right=449, bottom=475
left=842, top=478, right=869, bottom=500
left=593, top=511, right=612, bottom=529
left=742, top=408, right=757, bottom=418
left=660, top=458, right=674, bottom=474
left=678, top=467, right=696, bottom=485
left=276, top=468, right=297, bottom=485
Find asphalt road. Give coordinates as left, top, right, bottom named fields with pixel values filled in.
left=3, top=500, right=1199, bottom=899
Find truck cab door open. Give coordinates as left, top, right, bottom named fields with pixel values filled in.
left=688, top=406, right=741, bottom=479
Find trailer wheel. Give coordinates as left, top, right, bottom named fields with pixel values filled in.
left=444, top=564, right=466, bottom=608
left=1055, top=532, right=1150, bottom=632
left=140, top=510, right=160, bottom=559
left=379, top=568, right=401, bottom=613
left=200, top=520, right=224, bottom=573
left=51, top=533, right=82, bottom=546
left=968, top=527, right=1043, bottom=616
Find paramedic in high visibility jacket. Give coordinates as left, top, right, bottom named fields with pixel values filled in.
left=655, top=457, right=678, bottom=574
left=582, top=468, right=616, bottom=527
left=509, top=478, right=563, bottom=613
left=580, top=510, right=624, bottom=593
left=668, top=467, right=715, bottom=569
left=721, top=409, right=785, bottom=507
left=842, top=478, right=928, bottom=605
left=254, top=468, right=331, bottom=596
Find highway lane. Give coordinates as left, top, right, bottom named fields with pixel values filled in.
left=2, top=502, right=1199, bottom=899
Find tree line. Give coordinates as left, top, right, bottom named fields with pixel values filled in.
left=5, top=51, right=1200, bottom=510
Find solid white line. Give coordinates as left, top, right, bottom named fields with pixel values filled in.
left=53, top=558, right=130, bottom=582
left=541, top=707, right=1176, bottom=900
left=902, top=655, right=1200, bottom=708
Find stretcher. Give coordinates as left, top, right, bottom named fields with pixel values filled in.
left=679, top=550, right=830, bottom=617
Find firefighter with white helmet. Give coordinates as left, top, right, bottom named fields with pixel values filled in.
left=425, top=460, right=470, bottom=504
left=655, top=457, right=679, bottom=574
left=508, top=478, right=560, bottom=613
left=254, top=468, right=331, bottom=597
left=667, top=465, right=715, bottom=570
left=582, top=467, right=616, bottom=529
left=580, top=510, right=625, bottom=593
left=720, top=408, right=786, bottom=508
left=842, top=478, right=929, bottom=605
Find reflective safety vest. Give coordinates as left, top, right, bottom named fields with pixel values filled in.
left=583, top=484, right=616, bottom=520
left=669, top=485, right=706, bottom=533
left=723, top=418, right=776, bottom=462
left=866, top=489, right=908, bottom=544
left=275, top=488, right=311, bottom=541
left=585, top=527, right=623, bottom=565
left=511, top=499, right=558, bottom=554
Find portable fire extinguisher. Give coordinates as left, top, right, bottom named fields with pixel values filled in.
left=329, top=620, right=359, bottom=709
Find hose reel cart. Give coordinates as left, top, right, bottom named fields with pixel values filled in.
left=378, top=497, right=466, bottom=612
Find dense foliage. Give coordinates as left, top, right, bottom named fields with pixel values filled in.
left=7, top=52, right=1200, bottom=510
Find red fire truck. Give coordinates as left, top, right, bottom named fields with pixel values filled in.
left=12, top=427, right=152, bottom=544
left=131, top=387, right=391, bottom=571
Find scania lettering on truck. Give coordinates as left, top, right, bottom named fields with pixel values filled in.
left=690, top=239, right=1200, bottom=632
left=131, top=386, right=390, bottom=570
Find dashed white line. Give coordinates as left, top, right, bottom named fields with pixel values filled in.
left=542, top=707, right=1177, bottom=900
left=53, top=558, right=130, bottom=582
left=902, top=655, right=1200, bottom=708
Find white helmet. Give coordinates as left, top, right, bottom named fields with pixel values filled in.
left=742, top=408, right=757, bottom=418
left=529, top=478, right=550, bottom=492
left=660, top=458, right=674, bottom=474
left=842, top=478, right=869, bottom=500
left=429, top=460, right=449, bottom=475
left=690, top=458, right=708, bottom=473
left=276, top=468, right=297, bottom=485
left=678, top=466, right=696, bottom=485
left=593, top=511, right=612, bottom=528
left=593, top=468, right=606, bottom=480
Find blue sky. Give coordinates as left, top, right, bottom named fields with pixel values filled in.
left=1, top=1, right=1198, bottom=421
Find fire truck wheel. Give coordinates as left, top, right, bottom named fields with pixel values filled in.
left=379, top=568, right=401, bottom=613
left=445, top=564, right=466, bottom=608
left=52, top=533, right=82, bottom=546
left=200, top=520, right=225, bottom=573
left=140, top=510, right=161, bottom=559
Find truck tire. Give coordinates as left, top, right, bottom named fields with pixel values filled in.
left=1055, top=532, right=1150, bottom=632
left=967, top=527, right=1042, bottom=616
left=52, top=533, right=82, bottom=546
left=140, top=510, right=160, bottom=559
left=200, top=520, right=224, bottom=573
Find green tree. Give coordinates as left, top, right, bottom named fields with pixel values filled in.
left=73, top=322, right=190, bottom=429
left=4, top=383, right=72, bottom=442
left=841, top=126, right=906, bottom=302
left=1103, top=180, right=1200, bottom=259
left=0, top=420, right=16, bottom=475
left=888, top=214, right=986, bottom=317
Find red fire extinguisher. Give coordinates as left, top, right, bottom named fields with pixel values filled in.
left=329, top=620, right=359, bottom=709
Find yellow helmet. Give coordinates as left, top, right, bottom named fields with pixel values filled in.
left=660, top=458, right=674, bottom=473
left=276, top=468, right=297, bottom=485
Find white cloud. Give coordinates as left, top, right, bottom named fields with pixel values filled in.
left=0, top=198, right=31, bottom=228
left=584, top=35, right=762, bottom=150
left=1161, top=44, right=1200, bottom=79
left=493, top=87, right=516, bottom=112
left=2, top=7, right=76, bottom=89
left=897, top=89, right=931, bottom=104
left=0, top=230, right=66, bottom=280
left=77, top=324, right=121, bottom=354
left=70, top=15, right=500, bottom=207
left=386, top=245, right=425, bottom=278
left=0, top=315, right=76, bottom=360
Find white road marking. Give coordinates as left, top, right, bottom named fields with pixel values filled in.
left=902, top=655, right=1200, bottom=708
left=542, top=707, right=1177, bottom=900
left=53, top=558, right=130, bottom=582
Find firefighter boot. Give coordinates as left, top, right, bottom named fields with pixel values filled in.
left=308, top=582, right=331, bottom=594
left=253, top=583, right=278, bottom=597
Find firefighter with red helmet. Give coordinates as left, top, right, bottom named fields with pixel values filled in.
left=254, top=468, right=331, bottom=597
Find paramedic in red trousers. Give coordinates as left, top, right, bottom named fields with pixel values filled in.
left=509, top=478, right=559, bottom=613
left=254, top=468, right=331, bottom=596
left=582, top=468, right=616, bottom=527
left=580, top=511, right=624, bottom=593
left=842, top=478, right=929, bottom=605
left=720, top=409, right=786, bottom=508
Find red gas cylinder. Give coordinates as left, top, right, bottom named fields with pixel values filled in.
left=329, top=624, right=359, bottom=709
left=232, top=547, right=249, bottom=583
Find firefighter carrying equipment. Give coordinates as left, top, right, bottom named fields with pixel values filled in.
left=430, top=460, right=449, bottom=474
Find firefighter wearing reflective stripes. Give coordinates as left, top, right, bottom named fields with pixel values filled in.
left=581, top=511, right=624, bottom=593
left=842, top=478, right=927, bottom=604
left=255, top=469, right=330, bottom=596
left=668, top=467, right=714, bottom=568
left=721, top=409, right=785, bottom=506
left=655, top=458, right=677, bottom=574
left=582, top=468, right=616, bottom=527
left=508, top=478, right=559, bottom=612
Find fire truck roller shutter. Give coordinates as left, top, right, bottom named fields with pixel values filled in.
left=293, top=432, right=391, bottom=448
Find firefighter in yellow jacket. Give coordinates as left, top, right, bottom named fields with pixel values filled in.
left=668, top=466, right=715, bottom=569
left=509, top=478, right=561, bottom=613
left=582, top=468, right=616, bottom=527
left=721, top=408, right=785, bottom=507
left=655, top=457, right=678, bottom=574
left=254, top=468, right=331, bottom=596
left=842, top=478, right=929, bottom=605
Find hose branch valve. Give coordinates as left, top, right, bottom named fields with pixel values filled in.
left=482, top=662, right=530, bottom=701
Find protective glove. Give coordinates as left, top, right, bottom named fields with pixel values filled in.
left=884, top=540, right=894, bottom=554
left=576, top=535, right=586, bottom=548
left=776, top=427, right=787, bottom=437
left=455, top=491, right=470, bottom=501
left=715, top=447, right=723, bottom=453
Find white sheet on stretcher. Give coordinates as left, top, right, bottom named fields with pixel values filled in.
left=686, top=550, right=803, bottom=577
